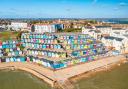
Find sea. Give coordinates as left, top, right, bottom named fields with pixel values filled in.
left=75, top=63, right=128, bottom=89
left=0, top=70, right=52, bottom=89
left=0, top=63, right=128, bottom=89
left=2, top=18, right=128, bottom=24
left=92, top=18, right=128, bottom=24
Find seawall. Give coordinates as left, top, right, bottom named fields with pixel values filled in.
left=0, top=55, right=125, bottom=89
left=54, top=55, right=125, bottom=81
left=0, top=62, right=56, bottom=87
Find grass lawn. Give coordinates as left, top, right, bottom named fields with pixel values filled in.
left=0, top=31, right=20, bottom=41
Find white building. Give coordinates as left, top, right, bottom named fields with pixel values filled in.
left=11, top=22, right=28, bottom=31
left=82, top=27, right=94, bottom=34
left=82, top=26, right=128, bottom=53
left=82, top=26, right=112, bottom=35
left=123, top=34, right=128, bottom=52
left=101, top=36, right=127, bottom=53
left=31, top=24, right=64, bottom=33
left=95, top=26, right=112, bottom=34
left=82, top=27, right=101, bottom=40
left=110, top=29, right=128, bottom=53
left=111, top=28, right=128, bottom=34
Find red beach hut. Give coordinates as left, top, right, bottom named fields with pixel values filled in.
left=0, top=41, right=2, bottom=46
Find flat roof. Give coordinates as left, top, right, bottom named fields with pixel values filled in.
left=112, top=28, right=125, bottom=30
left=104, top=36, right=123, bottom=41
left=114, top=32, right=120, bottom=34
left=123, top=34, right=128, bottom=38
left=96, top=26, right=112, bottom=28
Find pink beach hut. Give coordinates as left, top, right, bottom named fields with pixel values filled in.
left=27, top=57, right=30, bottom=62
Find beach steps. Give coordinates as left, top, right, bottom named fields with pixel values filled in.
left=57, top=80, right=74, bottom=89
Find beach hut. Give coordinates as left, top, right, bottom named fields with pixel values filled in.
left=10, top=57, right=14, bottom=62
left=0, top=58, right=1, bottom=63
left=2, top=45, right=6, bottom=49
left=16, top=57, right=20, bottom=62
left=10, top=48, right=13, bottom=52
left=0, top=45, right=2, bottom=49
left=32, top=57, right=36, bottom=62
left=55, top=53, right=59, bottom=58
left=38, top=51, right=42, bottom=56
left=51, top=52, right=55, bottom=57
left=50, top=44, right=53, bottom=49
left=26, top=57, right=30, bottom=62
left=6, top=58, right=10, bottom=62
left=20, top=57, right=25, bottom=62
left=53, top=63, right=61, bottom=69
left=1, top=58, right=5, bottom=62
left=58, top=45, right=62, bottom=49
left=0, top=54, right=3, bottom=57
left=0, top=41, right=2, bottom=46
left=13, top=57, right=16, bottom=62
left=42, top=60, right=48, bottom=67
left=42, top=44, right=46, bottom=49
left=42, top=51, right=46, bottom=56
left=48, top=52, right=52, bottom=57
left=15, top=51, right=19, bottom=56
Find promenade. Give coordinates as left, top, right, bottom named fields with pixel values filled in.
left=0, top=55, right=125, bottom=88
left=55, top=55, right=125, bottom=81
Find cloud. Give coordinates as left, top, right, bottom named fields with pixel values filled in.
left=113, top=7, right=120, bottom=11
left=92, top=0, right=98, bottom=4
left=119, top=2, right=128, bottom=6
left=113, top=2, right=128, bottom=11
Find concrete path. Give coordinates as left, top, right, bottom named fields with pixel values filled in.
left=0, top=55, right=125, bottom=87
left=54, top=55, right=124, bottom=81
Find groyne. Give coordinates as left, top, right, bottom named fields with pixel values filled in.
left=0, top=55, right=125, bottom=89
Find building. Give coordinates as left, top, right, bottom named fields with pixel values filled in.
left=82, top=27, right=102, bottom=40
left=11, top=22, right=28, bottom=31
left=110, top=28, right=128, bottom=53
left=82, top=27, right=94, bottom=34
left=111, top=28, right=128, bottom=35
left=95, top=26, right=112, bottom=34
left=0, top=25, right=6, bottom=32
left=31, top=24, right=64, bottom=33
left=101, top=36, right=127, bottom=53
left=122, top=34, right=128, bottom=52
left=82, top=26, right=128, bottom=53
left=111, top=24, right=128, bottom=29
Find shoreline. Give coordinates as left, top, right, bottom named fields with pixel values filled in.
left=0, top=62, right=56, bottom=87
left=0, top=55, right=126, bottom=89
left=0, top=61, right=127, bottom=89
left=70, top=58, right=127, bottom=84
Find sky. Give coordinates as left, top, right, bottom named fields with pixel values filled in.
left=0, top=0, right=128, bottom=18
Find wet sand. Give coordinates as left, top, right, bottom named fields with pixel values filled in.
left=70, top=59, right=127, bottom=83
left=73, top=62, right=128, bottom=89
